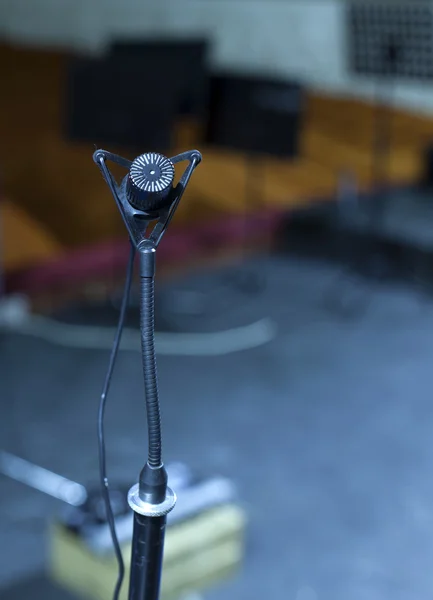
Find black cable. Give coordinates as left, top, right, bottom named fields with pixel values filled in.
left=139, top=276, right=162, bottom=468
left=98, top=241, right=136, bottom=600
left=367, top=77, right=394, bottom=237
left=323, top=76, right=396, bottom=318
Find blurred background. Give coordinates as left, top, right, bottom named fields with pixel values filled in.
left=4, top=1, right=433, bottom=599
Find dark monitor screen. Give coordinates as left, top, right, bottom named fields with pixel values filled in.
left=109, top=39, right=210, bottom=117
left=205, top=74, right=304, bottom=158
left=65, top=56, right=176, bottom=151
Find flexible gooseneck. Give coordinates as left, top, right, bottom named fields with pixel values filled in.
left=94, top=148, right=201, bottom=600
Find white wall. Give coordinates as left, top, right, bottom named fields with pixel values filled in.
left=2, top=0, right=433, bottom=114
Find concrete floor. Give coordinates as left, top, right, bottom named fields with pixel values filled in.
left=2, top=255, right=433, bottom=600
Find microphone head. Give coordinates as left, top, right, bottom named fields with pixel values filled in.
left=126, top=152, right=175, bottom=212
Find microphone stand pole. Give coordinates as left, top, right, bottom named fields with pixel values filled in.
left=94, top=147, right=202, bottom=600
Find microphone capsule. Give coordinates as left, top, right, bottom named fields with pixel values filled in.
left=126, top=152, right=175, bottom=212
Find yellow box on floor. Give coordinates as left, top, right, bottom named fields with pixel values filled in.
left=49, top=503, right=246, bottom=600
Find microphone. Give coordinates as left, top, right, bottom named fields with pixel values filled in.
left=126, top=153, right=175, bottom=213
left=94, top=146, right=201, bottom=600
left=93, top=148, right=200, bottom=251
